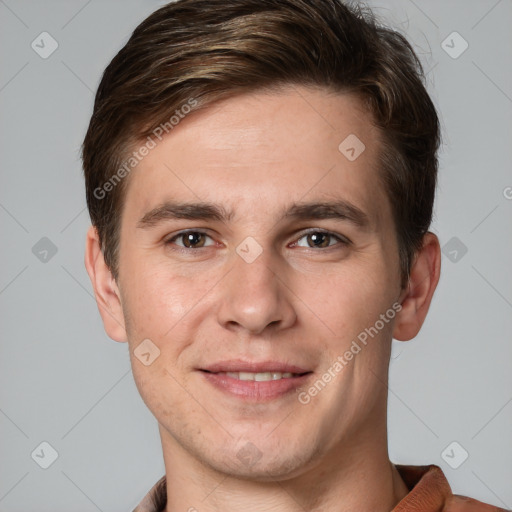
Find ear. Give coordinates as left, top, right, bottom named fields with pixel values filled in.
left=393, top=232, right=441, bottom=341
left=84, top=225, right=127, bottom=342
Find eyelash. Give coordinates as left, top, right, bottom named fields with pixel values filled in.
left=164, top=229, right=351, bottom=251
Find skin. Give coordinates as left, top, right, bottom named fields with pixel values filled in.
left=85, top=85, right=441, bottom=512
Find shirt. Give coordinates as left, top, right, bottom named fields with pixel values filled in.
left=132, top=464, right=509, bottom=512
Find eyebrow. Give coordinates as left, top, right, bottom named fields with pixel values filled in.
left=137, top=200, right=370, bottom=229
left=137, top=202, right=234, bottom=228
left=283, top=201, right=370, bottom=228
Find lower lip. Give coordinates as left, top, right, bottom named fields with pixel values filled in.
left=200, top=371, right=312, bottom=401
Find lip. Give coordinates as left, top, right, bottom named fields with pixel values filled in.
left=198, top=360, right=313, bottom=402
left=200, top=360, right=310, bottom=374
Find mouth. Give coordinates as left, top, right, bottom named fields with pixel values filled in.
left=198, top=360, right=313, bottom=401
left=206, top=370, right=304, bottom=381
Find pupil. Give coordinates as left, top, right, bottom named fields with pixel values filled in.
left=309, top=233, right=328, bottom=248
left=185, top=232, right=203, bottom=248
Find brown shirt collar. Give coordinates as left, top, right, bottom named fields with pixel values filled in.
left=132, top=464, right=508, bottom=512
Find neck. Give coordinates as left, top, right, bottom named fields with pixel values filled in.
left=160, top=421, right=409, bottom=512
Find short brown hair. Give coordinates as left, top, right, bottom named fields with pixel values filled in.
left=82, top=0, right=440, bottom=287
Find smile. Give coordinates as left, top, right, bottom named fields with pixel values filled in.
left=200, top=368, right=313, bottom=401
left=214, top=371, right=298, bottom=381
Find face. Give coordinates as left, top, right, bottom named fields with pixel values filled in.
left=112, top=86, right=405, bottom=479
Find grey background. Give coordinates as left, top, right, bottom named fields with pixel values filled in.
left=1, top=0, right=511, bottom=510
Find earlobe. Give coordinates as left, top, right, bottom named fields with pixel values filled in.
left=392, top=232, right=441, bottom=342
left=84, top=225, right=128, bottom=342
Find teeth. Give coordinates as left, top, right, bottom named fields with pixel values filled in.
left=221, top=371, right=295, bottom=381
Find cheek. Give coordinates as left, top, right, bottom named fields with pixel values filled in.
left=121, top=263, right=202, bottom=338
left=129, top=354, right=191, bottom=430
left=120, top=263, right=223, bottom=383
left=303, top=262, right=393, bottom=329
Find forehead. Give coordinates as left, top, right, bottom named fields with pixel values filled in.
left=122, top=86, right=390, bottom=229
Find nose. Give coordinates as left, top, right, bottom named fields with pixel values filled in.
left=216, top=247, right=297, bottom=335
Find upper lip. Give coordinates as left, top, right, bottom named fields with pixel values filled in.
left=200, top=360, right=311, bottom=374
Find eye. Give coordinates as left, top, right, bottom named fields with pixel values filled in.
left=293, top=230, right=349, bottom=249
left=166, top=231, right=215, bottom=249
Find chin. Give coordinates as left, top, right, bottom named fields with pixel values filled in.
left=205, top=439, right=318, bottom=481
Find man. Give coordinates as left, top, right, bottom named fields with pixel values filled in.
left=82, top=0, right=507, bottom=510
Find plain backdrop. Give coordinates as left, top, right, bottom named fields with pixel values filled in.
left=1, top=0, right=511, bottom=510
